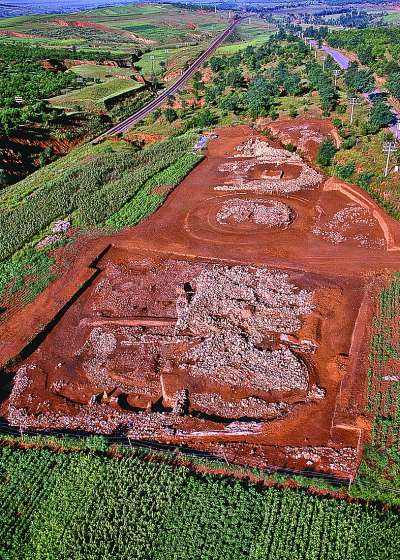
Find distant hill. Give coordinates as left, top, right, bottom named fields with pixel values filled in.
left=0, top=0, right=140, bottom=18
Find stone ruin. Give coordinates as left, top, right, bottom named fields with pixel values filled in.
left=215, top=138, right=324, bottom=194
left=216, top=198, right=293, bottom=228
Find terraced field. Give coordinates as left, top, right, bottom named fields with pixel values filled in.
left=48, top=78, right=143, bottom=112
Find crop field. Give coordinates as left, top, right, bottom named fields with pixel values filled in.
left=0, top=443, right=398, bottom=560
left=352, top=272, right=400, bottom=501
left=0, top=4, right=274, bottom=52
left=68, top=64, right=135, bottom=81
left=0, top=133, right=201, bottom=316
left=47, top=78, right=143, bottom=112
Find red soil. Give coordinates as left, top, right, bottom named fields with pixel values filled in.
left=2, top=121, right=399, bottom=479
left=0, top=31, right=34, bottom=38
left=52, top=19, right=156, bottom=46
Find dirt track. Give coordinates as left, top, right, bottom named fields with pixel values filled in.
left=2, top=119, right=400, bottom=478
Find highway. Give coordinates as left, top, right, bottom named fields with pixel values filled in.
left=92, top=18, right=243, bottom=143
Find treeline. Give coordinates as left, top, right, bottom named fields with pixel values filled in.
left=328, top=28, right=400, bottom=76
left=0, top=43, right=132, bottom=65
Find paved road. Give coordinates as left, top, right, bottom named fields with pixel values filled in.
left=92, top=18, right=243, bottom=143
left=321, top=46, right=350, bottom=70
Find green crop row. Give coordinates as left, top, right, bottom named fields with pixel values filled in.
left=0, top=444, right=398, bottom=560
left=0, top=133, right=198, bottom=262
left=353, top=273, right=400, bottom=503
left=106, top=152, right=203, bottom=229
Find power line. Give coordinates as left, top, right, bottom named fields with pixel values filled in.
left=383, top=141, right=397, bottom=177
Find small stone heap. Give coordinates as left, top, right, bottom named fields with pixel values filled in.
left=216, top=198, right=293, bottom=228
left=313, top=204, right=384, bottom=247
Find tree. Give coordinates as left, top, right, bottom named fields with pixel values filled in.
left=218, top=93, right=242, bottom=114
left=245, top=76, right=276, bottom=118
left=335, top=161, right=355, bottom=180
left=344, top=62, right=375, bottom=93
left=368, top=100, right=393, bottom=133
left=283, top=74, right=302, bottom=96
left=316, top=138, right=337, bottom=167
left=204, top=86, right=218, bottom=106
left=164, top=107, right=178, bottom=123
left=386, top=72, right=400, bottom=100
left=209, top=57, right=225, bottom=73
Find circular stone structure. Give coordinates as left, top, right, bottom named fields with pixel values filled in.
left=216, top=198, right=293, bottom=228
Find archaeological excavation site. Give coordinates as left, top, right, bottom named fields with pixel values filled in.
left=2, top=121, right=400, bottom=480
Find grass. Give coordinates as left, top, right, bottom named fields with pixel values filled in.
left=68, top=64, right=134, bottom=81
left=47, top=78, right=142, bottom=112
left=215, top=36, right=272, bottom=55
left=0, top=442, right=399, bottom=559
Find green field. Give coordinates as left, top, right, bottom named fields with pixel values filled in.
left=215, top=35, right=273, bottom=55
left=0, top=133, right=201, bottom=310
left=351, top=273, right=400, bottom=504
left=0, top=442, right=398, bottom=560
left=48, top=78, right=142, bottom=111
left=68, top=63, right=134, bottom=81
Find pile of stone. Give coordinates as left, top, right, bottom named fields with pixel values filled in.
left=176, top=265, right=314, bottom=393
left=280, top=125, right=325, bottom=151
left=216, top=138, right=323, bottom=194
left=191, top=392, right=290, bottom=420
left=216, top=198, right=293, bottom=228
left=313, top=204, right=384, bottom=248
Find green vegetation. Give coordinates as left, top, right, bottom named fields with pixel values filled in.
left=106, top=152, right=203, bottom=229
left=0, top=133, right=199, bottom=305
left=48, top=78, right=142, bottom=112
left=0, top=61, right=76, bottom=134
left=69, top=64, right=134, bottom=81
left=0, top=442, right=399, bottom=559
left=317, top=138, right=338, bottom=166
left=352, top=273, right=400, bottom=504
left=328, top=28, right=400, bottom=76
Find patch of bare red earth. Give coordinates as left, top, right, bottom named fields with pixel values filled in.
left=2, top=120, right=400, bottom=481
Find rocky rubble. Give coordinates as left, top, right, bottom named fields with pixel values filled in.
left=313, top=204, right=385, bottom=248
left=190, top=392, right=291, bottom=419
left=216, top=138, right=323, bottom=194
left=216, top=198, right=293, bottom=227
left=176, top=265, right=314, bottom=392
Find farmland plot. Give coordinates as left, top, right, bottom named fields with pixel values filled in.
left=0, top=444, right=398, bottom=560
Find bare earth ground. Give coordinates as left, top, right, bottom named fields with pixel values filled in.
left=2, top=119, right=400, bottom=479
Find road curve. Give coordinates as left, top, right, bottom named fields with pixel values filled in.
left=92, top=18, right=244, bottom=143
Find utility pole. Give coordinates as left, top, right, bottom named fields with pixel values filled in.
left=333, top=69, right=340, bottom=87
left=383, top=141, right=397, bottom=177
left=348, top=97, right=358, bottom=125
left=322, top=56, right=327, bottom=72
left=396, top=119, right=400, bottom=141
